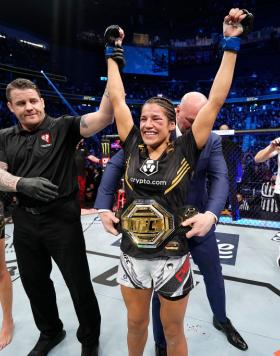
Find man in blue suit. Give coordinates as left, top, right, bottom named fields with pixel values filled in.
left=94, top=92, right=248, bottom=354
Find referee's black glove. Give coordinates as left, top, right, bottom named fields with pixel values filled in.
left=16, top=177, right=59, bottom=202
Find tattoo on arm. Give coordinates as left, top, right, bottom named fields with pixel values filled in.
left=80, top=116, right=89, bottom=129
left=0, top=162, right=20, bottom=192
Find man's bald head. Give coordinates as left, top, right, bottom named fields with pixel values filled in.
left=219, top=124, right=230, bottom=131
left=176, top=92, right=208, bottom=133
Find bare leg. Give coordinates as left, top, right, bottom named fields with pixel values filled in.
left=159, top=294, right=189, bottom=356
left=121, top=285, right=152, bottom=356
left=0, top=238, right=14, bottom=350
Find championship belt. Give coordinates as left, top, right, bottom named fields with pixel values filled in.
left=119, top=198, right=198, bottom=249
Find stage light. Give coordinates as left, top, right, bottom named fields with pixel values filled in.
left=100, top=76, right=107, bottom=81
left=20, top=39, right=45, bottom=49
left=269, top=87, right=278, bottom=92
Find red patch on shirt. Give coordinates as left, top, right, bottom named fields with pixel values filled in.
left=41, top=133, right=51, bottom=144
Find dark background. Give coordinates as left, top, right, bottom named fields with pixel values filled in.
left=0, top=0, right=279, bottom=46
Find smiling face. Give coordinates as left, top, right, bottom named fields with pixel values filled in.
left=7, top=88, right=45, bottom=131
left=140, top=103, right=175, bottom=149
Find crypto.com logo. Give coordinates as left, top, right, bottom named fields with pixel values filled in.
left=140, top=159, right=158, bottom=176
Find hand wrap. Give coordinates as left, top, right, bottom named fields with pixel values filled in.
left=240, top=9, right=254, bottom=36
left=221, top=36, right=241, bottom=52
left=221, top=9, right=254, bottom=52
left=104, top=25, right=125, bottom=69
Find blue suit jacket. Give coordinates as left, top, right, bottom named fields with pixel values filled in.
left=94, top=132, right=229, bottom=243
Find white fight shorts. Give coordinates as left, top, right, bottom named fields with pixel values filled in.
left=117, top=252, right=194, bottom=299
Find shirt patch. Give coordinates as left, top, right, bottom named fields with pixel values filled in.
left=40, top=132, right=52, bottom=147
left=139, top=159, right=158, bottom=176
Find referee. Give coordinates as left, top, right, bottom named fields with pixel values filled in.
left=0, top=78, right=114, bottom=356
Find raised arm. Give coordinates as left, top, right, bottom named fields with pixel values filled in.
left=192, top=8, right=251, bottom=148
left=105, top=26, right=134, bottom=142
left=79, top=84, right=114, bottom=138
left=255, top=138, right=280, bottom=163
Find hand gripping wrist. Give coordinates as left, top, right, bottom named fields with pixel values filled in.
left=221, top=37, right=241, bottom=52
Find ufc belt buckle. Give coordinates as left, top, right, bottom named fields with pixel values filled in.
left=121, top=199, right=175, bottom=249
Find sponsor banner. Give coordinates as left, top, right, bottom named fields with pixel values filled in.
left=216, top=232, right=239, bottom=266
left=5, top=232, right=20, bottom=282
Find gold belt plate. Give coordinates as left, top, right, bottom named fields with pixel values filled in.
left=121, top=199, right=175, bottom=248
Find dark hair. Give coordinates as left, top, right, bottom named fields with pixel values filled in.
left=143, top=96, right=176, bottom=122
left=6, top=78, right=41, bottom=102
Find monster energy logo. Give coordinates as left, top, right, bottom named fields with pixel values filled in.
left=101, top=140, right=110, bottom=157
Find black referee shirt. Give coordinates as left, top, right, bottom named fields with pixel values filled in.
left=0, top=114, right=82, bottom=207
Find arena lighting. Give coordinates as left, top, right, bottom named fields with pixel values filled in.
left=0, top=34, right=6, bottom=39
left=83, top=96, right=96, bottom=101
left=100, top=76, right=107, bottom=81
left=20, top=39, right=45, bottom=49
left=212, top=129, right=234, bottom=136
left=270, top=87, right=278, bottom=92
left=41, top=70, right=78, bottom=115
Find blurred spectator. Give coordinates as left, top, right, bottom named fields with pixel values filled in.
left=255, top=138, right=280, bottom=212
left=237, top=193, right=250, bottom=211
left=260, top=175, right=279, bottom=212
